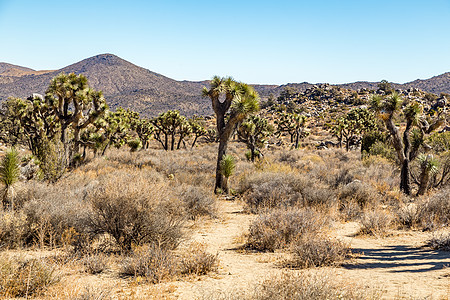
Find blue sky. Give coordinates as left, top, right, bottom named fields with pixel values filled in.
left=0, top=0, right=449, bottom=84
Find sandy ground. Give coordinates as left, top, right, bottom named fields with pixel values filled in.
left=169, top=199, right=449, bottom=300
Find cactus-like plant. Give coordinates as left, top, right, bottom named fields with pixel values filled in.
left=220, top=154, right=235, bottom=194
left=0, top=148, right=20, bottom=210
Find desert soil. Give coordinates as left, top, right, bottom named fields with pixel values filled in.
left=169, top=199, right=449, bottom=300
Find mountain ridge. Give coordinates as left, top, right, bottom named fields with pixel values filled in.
left=0, top=54, right=449, bottom=116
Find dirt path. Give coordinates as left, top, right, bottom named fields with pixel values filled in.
left=170, top=200, right=450, bottom=299
left=172, top=199, right=285, bottom=299
left=336, top=222, right=450, bottom=299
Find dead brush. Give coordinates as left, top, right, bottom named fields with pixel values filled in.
left=179, top=242, right=219, bottom=275
left=287, top=234, right=351, bottom=268
left=246, top=208, right=328, bottom=252
left=81, top=253, right=109, bottom=275
left=358, top=209, right=394, bottom=237
left=0, top=255, right=59, bottom=298
left=120, top=244, right=177, bottom=284
left=246, top=270, right=381, bottom=300
left=428, top=232, right=450, bottom=251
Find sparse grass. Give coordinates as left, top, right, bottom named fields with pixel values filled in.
left=179, top=242, right=219, bottom=275
left=211, top=271, right=381, bottom=300
left=358, top=209, right=393, bottom=237
left=246, top=208, right=328, bottom=252
left=120, top=245, right=177, bottom=284
left=428, top=232, right=450, bottom=251
left=287, top=235, right=350, bottom=268
left=81, top=253, right=109, bottom=275
left=0, top=255, right=59, bottom=298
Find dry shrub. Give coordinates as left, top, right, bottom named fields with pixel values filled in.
left=417, top=188, right=450, bottom=229
left=246, top=209, right=327, bottom=252
left=428, top=232, right=450, bottom=251
left=247, top=271, right=380, bottom=300
left=178, top=185, right=217, bottom=220
left=288, top=235, right=350, bottom=268
left=0, top=255, right=59, bottom=298
left=396, top=203, right=422, bottom=229
left=81, top=253, right=108, bottom=274
left=179, top=243, right=219, bottom=275
left=358, top=209, right=393, bottom=237
left=86, top=170, right=184, bottom=252
left=120, top=245, right=177, bottom=284
left=338, top=180, right=379, bottom=221
left=240, top=172, right=334, bottom=213
left=0, top=211, right=28, bottom=249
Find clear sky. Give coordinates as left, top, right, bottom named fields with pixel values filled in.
left=0, top=0, right=449, bottom=85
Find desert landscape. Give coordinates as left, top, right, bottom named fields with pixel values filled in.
left=1, top=1, right=449, bottom=299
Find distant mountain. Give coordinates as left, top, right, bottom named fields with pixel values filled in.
left=0, top=54, right=449, bottom=116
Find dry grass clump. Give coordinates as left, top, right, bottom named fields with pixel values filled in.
left=358, top=209, right=393, bottom=237
left=246, top=208, right=327, bottom=252
left=417, top=188, right=450, bottom=229
left=427, top=232, right=450, bottom=251
left=81, top=253, right=109, bottom=275
left=120, top=245, right=177, bottom=284
left=0, top=255, right=59, bottom=298
left=178, top=185, right=217, bottom=220
left=288, top=235, right=350, bottom=268
left=243, top=271, right=380, bottom=300
left=179, top=243, right=219, bottom=275
left=0, top=211, right=28, bottom=249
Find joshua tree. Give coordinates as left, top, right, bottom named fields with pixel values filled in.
left=331, top=108, right=377, bottom=151
left=371, top=93, right=444, bottom=195
left=189, top=116, right=208, bottom=148
left=238, top=115, right=274, bottom=161
left=220, top=154, right=235, bottom=194
left=0, top=148, right=20, bottom=210
left=275, top=112, right=308, bottom=149
left=152, top=110, right=191, bottom=150
left=45, top=73, right=108, bottom=163
left=202, top=76, right=259, bottom=193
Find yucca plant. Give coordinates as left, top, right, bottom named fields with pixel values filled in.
left=220, top=154, right=236, bottom=194
left=0, top=148, right=20, bottom=210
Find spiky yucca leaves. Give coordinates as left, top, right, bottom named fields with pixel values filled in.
left=219, top=154, right=236, bottom=194
left=0, top=148, right=20, bottom=210
left=203, top=77, right=259, bottom=193
left=416, top=154, right=439, bottom=196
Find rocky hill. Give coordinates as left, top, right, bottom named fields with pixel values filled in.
left=0, top=54, right=449, bottom=116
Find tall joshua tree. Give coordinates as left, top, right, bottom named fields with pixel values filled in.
left=203, top=76, right=259, bottom=193
left=371, top=93, right=444, bottom=195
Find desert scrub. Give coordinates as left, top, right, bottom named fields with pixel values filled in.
left=288, top=234, right=350, bottom=268
left=81, top=253, right=109, bottom=274
left=427, top=232, right=450, bottom=251
left=86, top=171, right=184, bottom=252
left=0, top=211, right=29, bottom=249
left=246, top=208, right=328, bottom=252
left=179, top=243, right=219, bottom=275
left=0, top=255, right=59, bottom=298
left=358, top=209, right=393, bottom=237
left=178, top=185, right=216, bottom=220
left=245, top=271, right=381, bottom=300
left=239, top=171, right=334, bottom=212
left=417, top=187, right=450, bottom=229
left=120, top=244, right=177, bottom=284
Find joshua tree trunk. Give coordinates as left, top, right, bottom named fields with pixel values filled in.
left=417, top=155, right=432, bottom=196
left=400, top=159, right=411, bottom=195
left=215, top=137, right=228, bottom=193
